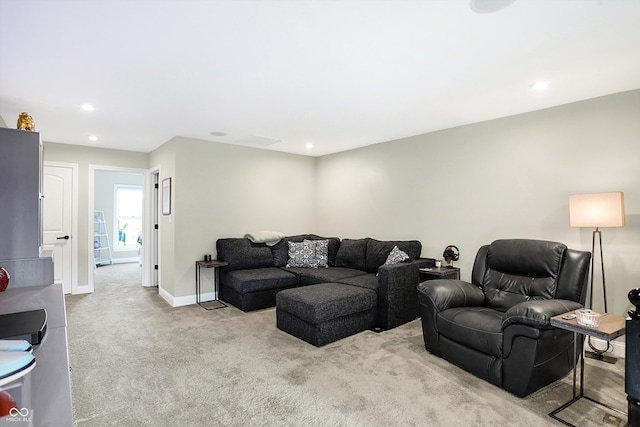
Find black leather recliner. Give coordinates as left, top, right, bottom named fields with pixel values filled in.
left=417, top=239, right=590, bottom=397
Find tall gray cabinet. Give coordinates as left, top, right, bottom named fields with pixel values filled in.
left=0, top=127, right=53, bottom=287
left=0, top=127, right=73, bottom=426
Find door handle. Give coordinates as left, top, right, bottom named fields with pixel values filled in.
left=56, top=235, right=70, bottom=240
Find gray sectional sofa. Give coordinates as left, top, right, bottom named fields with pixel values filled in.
left=216, top=234, right=433, bottom=345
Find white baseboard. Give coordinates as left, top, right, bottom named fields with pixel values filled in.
left=158, top=286, right=174, bottom=306
left=72, top=285, right=92, bottom=295
left=158, top=288, right=217, bottom=308
left=589, top=337, right=625, bottom=359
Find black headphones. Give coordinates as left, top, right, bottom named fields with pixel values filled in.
left=443, top=245, right=460, bottom=263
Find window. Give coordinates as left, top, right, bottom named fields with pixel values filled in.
left=114, top=185, right=143, bottom=251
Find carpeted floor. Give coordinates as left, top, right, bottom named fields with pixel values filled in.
left=65, top=263, right=628, bottom=426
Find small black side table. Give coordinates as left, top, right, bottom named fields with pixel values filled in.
left=419, top=266, right=460, bottom=281
left=195, top=260, right=228, bottom=310
left=549, top=310, right=627, bottom=426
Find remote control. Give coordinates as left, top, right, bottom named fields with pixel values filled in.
left=562, top=314, right=577, bottom=320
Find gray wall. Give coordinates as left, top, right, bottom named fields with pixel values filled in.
left=149, top=138, right=177, bottom=297
left=42, top=142, right=149, bottom=288
left=316, top=89, right=640, bottom=317
left=6, top=89, right=639, bottom=316
left=151, top=136, right=316, bottom=302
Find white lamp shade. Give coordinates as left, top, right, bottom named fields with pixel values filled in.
left=569, top=192, right=626, bottom=228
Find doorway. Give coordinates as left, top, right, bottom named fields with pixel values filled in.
left=88, top=165, right=155, bottom=292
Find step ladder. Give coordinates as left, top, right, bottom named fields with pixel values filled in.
left=93, top=210, right=113, bottom=266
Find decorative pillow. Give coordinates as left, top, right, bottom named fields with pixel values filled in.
left=286, top=240, right=317, bottom=268
left=384, top=246, right=409, bottom=266
left=286, top=239, right=330, bottom=268
left=365, top=239, right=421, bottom=273
left=306, top=239, right=329, bottom=268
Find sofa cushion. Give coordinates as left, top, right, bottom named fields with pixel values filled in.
left=216, top=238, right=273, bottom=271
left=365, top=239, right=422, bottom=273
left=271, top=241, right=289, bottom=267
left=335, top=238, right=368, bottom=271
left=335, top=273, right=379, bottom=292
left=276, top=283, right=377, bottom=324
left=226, top=267, right=297, bottom=294
left=437, top=306, right=503, bottom=357
left=282, top=266, right=367, bottom=286
left=325, top=237, right=341, bottom=267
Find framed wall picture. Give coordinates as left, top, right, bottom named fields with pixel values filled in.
left=162, top=178, right=171, bottom=215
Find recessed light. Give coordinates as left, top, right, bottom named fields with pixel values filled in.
left=209, top=131, right=227, bottom=137
left=81, top=104, right=95, bottom=111
left=306, top=143, right=313, bottom=150
left=530, top=81, right=549, bottom=91
left=88, top=135, right=98, bottom=141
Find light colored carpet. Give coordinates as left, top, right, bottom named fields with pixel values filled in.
left=65, top=263, right=628, bottom=426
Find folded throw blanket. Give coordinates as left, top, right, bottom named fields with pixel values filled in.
left=244, top=231, right=285, bottom=246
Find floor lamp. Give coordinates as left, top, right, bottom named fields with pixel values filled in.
left=569, top=191, right=626, bottom=363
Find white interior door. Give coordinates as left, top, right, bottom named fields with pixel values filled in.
left=43, top=163, right=76, bottom=294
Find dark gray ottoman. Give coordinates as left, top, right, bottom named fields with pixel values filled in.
left=276, top=283, right=377, bottom=346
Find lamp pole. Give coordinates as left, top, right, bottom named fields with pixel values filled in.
left=589, top=227, right=607, bottom=312
left=587, top=226, right=613, bottom=360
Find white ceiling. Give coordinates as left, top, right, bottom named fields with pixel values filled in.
left=1, top=0, right=639, bottom=157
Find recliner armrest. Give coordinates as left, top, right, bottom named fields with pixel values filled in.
left=502, top=299, right=583, bottom=329
left=417, top=280, right=485, bottom=313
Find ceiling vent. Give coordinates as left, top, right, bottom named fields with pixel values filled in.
left=235, top=135, right=281, bottom=147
